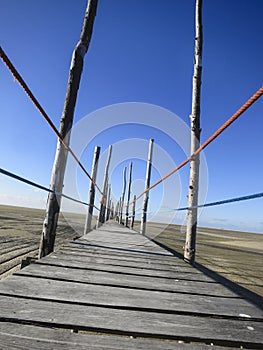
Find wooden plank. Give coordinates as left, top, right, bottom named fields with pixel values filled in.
left=49, top=250, right=200, bottom=274
left=77, top=238, right=169, bottom=255
left=1, top=221, right=262, bottom=348
left=1, top=275, right=262, bottom=319
left=34, top=257, right=214, bottom=282
left=0, top=295, right=262, bottom=347
left=15, top=263, right=237, bottom=297
left=0, top=322, right=238, bottom=350
left=80, top=224, right=171, bottom=254
left=63, top=244, right=187, bottom=266
left=67, top=241, right=179, bottom=261
left=72, top=240, right=172, bottom=257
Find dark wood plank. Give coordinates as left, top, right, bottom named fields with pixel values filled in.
left=66, top=241, right=183, bottom=266
left=15, top=263, right=238, bottom=297
left=62, top=244, right=188, bottom=266
left=79, top=223, right=173, bottom=255
left=50, top=250, right=201, bottom=274
left=36, top=256, right=213, bottom=282
left=1, top=275, right=262, bottom=319
left=1, top=221, right=262, bottom=349
left=0, top=322, right=238, bottom=350
left=0, top=295, right=262, bottom=347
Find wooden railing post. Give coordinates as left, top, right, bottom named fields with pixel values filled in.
left=125, top=162, right=133, bottom=227
left=84, top=146, right=100, bottom=234
left=130, top=195, right=136, bottom=230
left=106, top=184, right=111, bottom=221
left=97, top=145, right=112, bottom=227
left=115, top=200, right=119, bottom=221
left=118, top=196, right=122, bottom=223
left=110, top=202, right=114, bottom=219
left=140, top=139, right=154, bottom=235
left=184, top=0, right=203, bottom=264
left=39, top=0, right=98, bottom=258
left=119, top=167, right=127, bottom=225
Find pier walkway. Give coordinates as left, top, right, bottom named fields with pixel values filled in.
left=0, top=221, right=262, bottom=349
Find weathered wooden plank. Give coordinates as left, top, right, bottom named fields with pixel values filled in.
left=34, top=257, right=213, bottom=282
left=1, top=221, right=262, bottom=349
left=15, top=263, right=237, bottom=297
left=49, top=250, right=200, bottom=274
left=67, top=241, right=178, bottom=261
left=0, top=295, right=262, bottom=346
left=63, top=244, right=187, bottom=266
left=0, top=322, right=238, bottom=350
left=80, top=224, right=171, bottom=254
left=1, top=275, right=262, bottom=319
left=77, top=239, right=169, bottom=255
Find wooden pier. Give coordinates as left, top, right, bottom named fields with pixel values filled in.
left=0, top=220, right=262, bottom=349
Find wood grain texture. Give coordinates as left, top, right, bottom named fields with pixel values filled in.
left=0, top=295, right=262, bottom=346
left=0, top=322, right=239, bottom=350
left=15, top=263, right=239, bottom=297
left=0, top=220, right=262, bottom=349
left=2, top=275, right=261, bottom=318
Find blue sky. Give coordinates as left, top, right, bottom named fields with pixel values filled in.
left=0, top=0, right=262, bottom=233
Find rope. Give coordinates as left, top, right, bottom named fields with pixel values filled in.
left=0, top=167, right=100, bottom=210
left=132, top=86, right=263, bottom=203
left=0, top=46, right=103, bottom=196
left=132, top=191, right=263, bottom=217
left=176, top=192, right=263, bottom=211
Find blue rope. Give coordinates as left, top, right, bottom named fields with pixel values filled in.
left=130, top=192, right=263, bottom=216
left=0, top=167, right=100, bottom=209
left=177, top=192, right=263, bottom=211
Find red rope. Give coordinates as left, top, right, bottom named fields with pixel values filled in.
left=0, top=46, right=103, bottom=196
left=133, top=86, right=263, bottom=203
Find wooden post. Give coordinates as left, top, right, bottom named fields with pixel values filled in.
left=84, top=146, right=100, bottom=234
left=97, top=145, right=112, bottom=227
left=119, top=167, right=127, bottom=225
left=130, top=195, right=136, bottom=229
left=125, top=162, right=133, bottom=227
left=106, top=184, right=111, bottom=221
left=140, top=139, right=154, bottom=235
left=118, top=196, right=122, bottom=223
left=115, top=200, right=119, bottom=221
left=110, top=202, right=114, bottom=219
left=184, top=0, right=203, bottom=264
left=39, top=0, right=98, bottom=258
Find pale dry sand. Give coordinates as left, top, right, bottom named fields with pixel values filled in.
left=146, top=222, right=263, bottom=296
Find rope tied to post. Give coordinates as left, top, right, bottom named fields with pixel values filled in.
left=0, top=46, right=104, bottom=197
left=131, top=86, right=263, bottom=205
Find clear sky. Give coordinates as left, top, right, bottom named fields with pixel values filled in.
left=0, top=0, right=262, bottom=233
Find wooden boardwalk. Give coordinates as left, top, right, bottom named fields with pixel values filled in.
left=0, top=220, right=262, bottom=349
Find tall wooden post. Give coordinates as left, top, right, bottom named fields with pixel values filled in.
left=97, top=145, right=112, bottom=227
left=119, top=167, right=127, bottom=225
left=125, top=162, right=133, bottom=227
left=106, top=184, right=111, bottom=221
left=115, top=200, right=119, bottom=220
left=39, top=0, right=98, bottom=258
left=110, top=202, right=114, bottom=219
left=140, top=139, right=154, bottom=235
left=184, top=0, right=203, bottom=264
left=130, top=195, right=136, bottom=229
left=84, top=146, right=100, bottom=234
left=118, top=197, right=122, bottom=222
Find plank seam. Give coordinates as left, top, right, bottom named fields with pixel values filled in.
left=14, top=272, right=243, bottom=299
left=32, top=261, right=219, bottom=283
left=0, top=292, right=260, bottom=321
left=0, top=318, right=261, bottom=349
